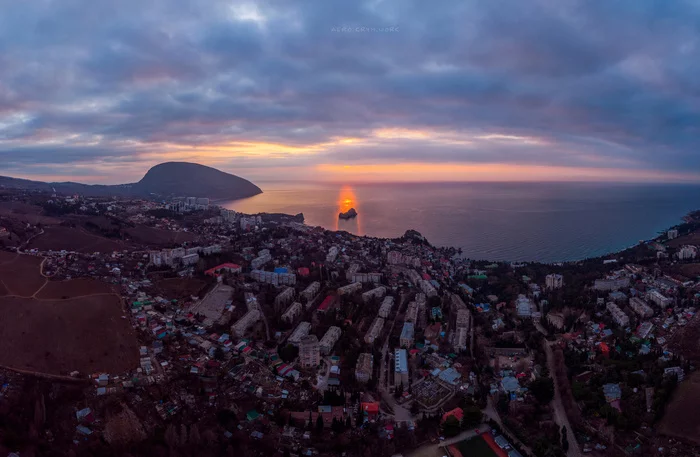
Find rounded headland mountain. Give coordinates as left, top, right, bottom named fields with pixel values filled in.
left=0, top=161, right=262, bottom=201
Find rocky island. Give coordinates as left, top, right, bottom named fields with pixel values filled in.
left=339, top=207, right=358, bottom=219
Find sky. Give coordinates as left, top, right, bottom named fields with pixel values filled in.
left=1, top=0, right=700, bottom=184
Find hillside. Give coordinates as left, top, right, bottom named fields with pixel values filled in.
left=0, top=162, right=262, bottom=200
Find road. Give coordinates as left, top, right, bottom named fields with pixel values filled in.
left=544, top=340, right=582, bottom=457
left=484, top=396, right=534, bottom=456
left=408, top=424, right=489, bottom=457
left=378, top=291, right=408, bottom=391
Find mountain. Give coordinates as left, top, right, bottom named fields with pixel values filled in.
left=0, top=162, right=262, bottom=201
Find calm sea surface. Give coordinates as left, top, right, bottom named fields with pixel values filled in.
left=221, top=182, right=700, bottom=263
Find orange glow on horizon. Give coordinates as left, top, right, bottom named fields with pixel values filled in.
left=336, top=185, right=362, bottom=234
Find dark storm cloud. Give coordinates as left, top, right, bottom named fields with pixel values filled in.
left=0, top=0, right=699, bottom=180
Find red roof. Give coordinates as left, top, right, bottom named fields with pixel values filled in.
left=361, top=402, right=380, bottom=414
left=441, top=407, right=463, bottom=424
left=422, top=273, right=432, bottom=280
left=297, top=267, right=310, bottom=276
left=205, top=263, right=241, bottom=276
left=317, top=296, right=334, bottom=312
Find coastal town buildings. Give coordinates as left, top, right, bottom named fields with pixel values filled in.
left=545, top=273, right=563, bottom=289
left=355, top=353, right=373, bottom=383
left=299, top=335, right=320, bottom=368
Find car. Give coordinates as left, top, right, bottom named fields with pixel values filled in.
left=439, top=436, right=445, bottom=441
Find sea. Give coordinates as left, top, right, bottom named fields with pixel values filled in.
left=220, top=182, right=700, bottom=263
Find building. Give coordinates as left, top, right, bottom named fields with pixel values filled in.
left=288, top=322, right=312, bottom=346
left=232, top=309, right=261, bottom=337
left=606, top=302, right=629, bottom=327
left=251, top=252, right=272, bottom=270
left=299, top=335, right=320, bottom=368
left=637, top=321, right=654, bottom=339
left=250, top=269, right=296, bottom=286
left=456, top=309, right=470, bottom=328
left=337, top=282, right=362, bottom=296
left=387, top=251, right=403, bottom=265
left=319, top=326, right=342, bottom=355
left=629, top=297, right=654, bottom=318
left=181, top=253, right=199, bottom=266
left=454, top=326, right=469, bottom=352
left=400, top=322, right=415, bottom=348
left=420, top=279, right=437, bottom=297
left=281, top=302, right=303, bottom=324
left=668, top=229, right=679, bottom=240
left=274, top=287, right=296, bottom=312
left=647, top=290, right=672, bottom=308
left=301, top=281, right=321, bottom=301
left=394, top=349, right=409, bottom=388
left=678, top=245, right=698, bottom=260
left=378, top=296, right=395, bottom=318
left=405, top=301, right=420, bottom=324
left=594, top=277, right=630, bottom=291
left=545, top=274, right=563, bottom=289
left=346, top=264, right=360, bottom=281
left=352, top=272, right=382, bottom=284
left=205, top=263, right=242, bottom=276
left=516, top=295, right=532, bottom=317
left=326, top=246, right=339, bottom=263
left=362, top=286, right=387, bottom=304
left=355, top=353, right=374, bottom=383
left=364, top=317, right=385, bottom=344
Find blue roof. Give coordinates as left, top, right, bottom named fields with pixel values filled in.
left=394, top=349, right=408, bottom=373
left=400, top=322, right=414, bottom=340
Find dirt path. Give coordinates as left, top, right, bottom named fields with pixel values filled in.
left=544, top=341, right=582, bottom=457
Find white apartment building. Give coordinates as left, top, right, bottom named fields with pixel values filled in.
left=647, top=290, right=672, bottom=308
left=319, top=326, right=342, bottom=355
left=606, top=302, right=630, bottom=327
left=364, top=317, right=385, bottom=344
left=232, top=309, right=261, bottom=337
left=454, top=326, right=469, bottom=352
left=299, top=335, right=320, bottom=368
left=251, top=253, right=272, bottom=270
left=288, top=321, right=312, bottom=346
left=594, top=277, right=630, bottom=291
left=668, top=229, right=679, bottom=240
left=338, top=282, right=362, bottom=295
left=678, top=245, right=698, bottom=260
left=394, top=349, right=409, bottom=388
left=181, top=253, right=199, bottom=266
left=301, top=281, right=321, bottom=301
left=281, top=302, right=303, bottom=324
left=629, top=297, right=653, bottom=318
left=362, top=286, right=387, bottom=304
left=250, top=269, right=296, bottom=286
left=545, top=274, right=564, bottom=289
left=275, top=287, right=296, bottom=310
left=378, top=296, right=395, bottom=318
left=400, top=322, right=415, bottom=348
left=326, top=246, right=339, bottom=263
left=352, top=272, right=382, bottom=284
left=516, top=295, right=532, bottom=318
left=420, top=279, right=437, bottom=298
left=404, top=301, right=419, bottom=324
left=355, top=353, right=373, bottom=383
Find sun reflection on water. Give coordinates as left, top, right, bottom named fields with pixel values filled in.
left=335, top=185, right=362, bottom=235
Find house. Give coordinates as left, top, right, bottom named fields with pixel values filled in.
left=361, top=402, right=380, bottom=421
left=441, top=407, right=463, bottom=424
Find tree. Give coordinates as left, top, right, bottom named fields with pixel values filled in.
left=441, top=415, right=461, bottom=437
left=279, top=344, right=299, bottom=363
left=460, top=406, right=482, bottom=429
left=316, top=415, right=324, bottom=434
left=345, top=416, right=352, bottom=429
left=530, top=377, right=555, bottom=405
left=214, top=347, right=225, bottom=361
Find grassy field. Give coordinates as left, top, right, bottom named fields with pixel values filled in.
left=455, top=437, right=500, bottom=457
left=659, top=371, right=700, bottom=445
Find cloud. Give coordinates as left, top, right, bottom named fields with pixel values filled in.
left=0, top=0, right=699, bottom=183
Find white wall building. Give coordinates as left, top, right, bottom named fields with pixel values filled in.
left=319, top=326, right=342, bottom=355
left=282, top=302, right=303, bottom=324
left=362, top=286, right=387, bottom=304
left=288, top=321, right=312, bottom=346
left=378, top=296, right=395, bottom=318
left=337, top=282, right=362, bottom=295
left=629, top=297, right=654, bottom=318
left=545, top=274, right=564, bottom=289
left=355, top=353, right=373, bottom=383
left=606, top=302, right=630, bottom=327
left=299, top=335, right=320, bottom=368
left=678, top=245, right=698, bottom=260
left=364, top=317, right=385, bottom=344
left=647, top=290, right=672, bottom=308
left=232, top=309, right=261, bottom=337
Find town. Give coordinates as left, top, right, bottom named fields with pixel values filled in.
left=0, top=189, right=699, bottom=457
